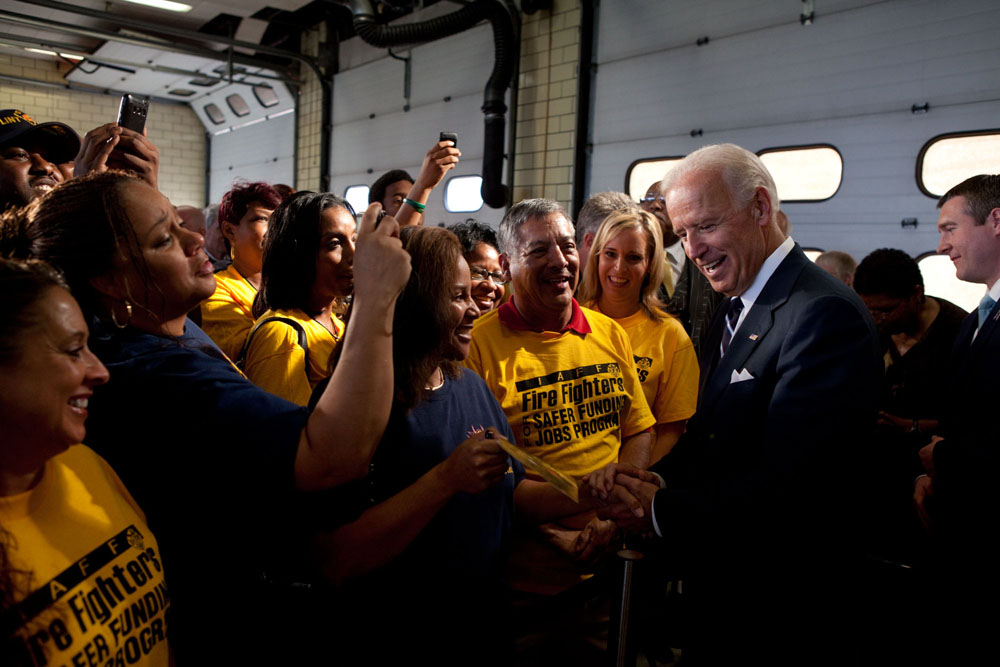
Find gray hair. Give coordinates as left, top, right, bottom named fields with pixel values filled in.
left=662, top=143, right=781, bottom=219
left=815, top=250, right=857, bottom=283
left=575, top=191, right=638, bottom=245
left=498, top=198, right=572, bottom=255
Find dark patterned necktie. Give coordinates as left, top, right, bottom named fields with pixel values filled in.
left=720, top=297, right=744, bottom=357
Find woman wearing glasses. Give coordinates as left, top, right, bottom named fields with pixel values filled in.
left=450, top=220, right=507, bottom=313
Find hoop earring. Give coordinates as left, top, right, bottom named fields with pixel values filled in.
left=111, top=299, right=133, bottom=329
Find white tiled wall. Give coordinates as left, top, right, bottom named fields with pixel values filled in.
left=0, top=52, right=206, bottom=206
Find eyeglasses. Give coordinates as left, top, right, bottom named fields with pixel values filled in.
left=470, top=266, right=507, bottom=285
left=640, top=195, right=665, bottom=204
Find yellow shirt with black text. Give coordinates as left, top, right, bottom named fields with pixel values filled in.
left=0, top=445, right=169, bottom=667
left=465, top=306, right=655, bottom=478
left=594, top=306, right=699, bottom=460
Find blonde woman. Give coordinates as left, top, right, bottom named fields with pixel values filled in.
left=578, top=209, right=698, bottom=462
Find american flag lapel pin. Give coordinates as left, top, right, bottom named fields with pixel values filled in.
left=749, top=333, right=759, bottom=341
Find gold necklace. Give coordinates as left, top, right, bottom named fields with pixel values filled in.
left=424, top=367, right=445, bottom=391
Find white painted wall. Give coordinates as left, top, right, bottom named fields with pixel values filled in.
left=208, top=111, right=295, bottom=204
left=331, top=9, right=511, bottom=227
left=588, top=0, right=1000, bottom=261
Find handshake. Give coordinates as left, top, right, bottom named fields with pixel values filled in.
left=580, top=462, right=664, bottom=534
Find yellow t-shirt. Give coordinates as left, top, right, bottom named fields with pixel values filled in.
left=596, top=307, right=699, bottom=423
left=200, top=265, right=257, bottom=361
left=0, top=445, right=169, bottom=667
left=243, top=307, right=344, bottom=406
left=465, top=304, right=655, bottom=478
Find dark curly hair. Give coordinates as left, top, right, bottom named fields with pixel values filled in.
left=854, top=248, right=922, bottom=299
left=448, top=219, right=500, bottom=257
left=369, top=169, right=413, bottom=206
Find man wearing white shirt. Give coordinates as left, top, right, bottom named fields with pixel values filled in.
left=591, top=144, right=880, bottom=665
left=914, top=174, right=1000, bottom=662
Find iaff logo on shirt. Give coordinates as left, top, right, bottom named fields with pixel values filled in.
left=4, top=525, right=170, bottom=667
left=633, top=355, right=653, bottom=382
left=516, top=362, right=627, bottom=447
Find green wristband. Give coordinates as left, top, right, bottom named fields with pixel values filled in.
left=403, top=198, right=426, bottom=212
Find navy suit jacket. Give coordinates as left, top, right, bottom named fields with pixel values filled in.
left=652, top=245, right=881, bottom=572
left=932, top=296, right=1000, bottom=551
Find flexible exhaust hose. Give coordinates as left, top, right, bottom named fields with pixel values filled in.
left=349, top=0, right=514, bottom=208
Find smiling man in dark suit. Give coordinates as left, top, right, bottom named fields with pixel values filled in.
left=913, top=174, right=1000, bottom=661
left=591, top=144, right=881, bottom=665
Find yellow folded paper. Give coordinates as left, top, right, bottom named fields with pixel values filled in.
left=495, top=435, right=579, bottom=503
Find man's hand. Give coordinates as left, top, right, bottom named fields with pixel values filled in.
left=539, top=519, right=617, bottom=564
left=919, top=436, right=943, bottom=476
left=584, top=462, right=659, bottom=505
left=573, top=517, right=619, bottom=563
left=351, top=203, right=412, bottom=312
left=106, top=128, right=159, bottom=190
left=595, top=472, right=659, bottom=534
left=439, top=431, right=508, bottom=495
left=913, top=474, right=934, bottom=531
left=413, top=139, right=461, bottom=193
left=74, top=124, right=159, bottom=189
left=876, top=411, right=909, bottom=432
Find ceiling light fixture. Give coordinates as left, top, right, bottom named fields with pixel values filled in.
left=120, top=0, right=193, bottom=13
left=23, top=47, right=85, bottom=60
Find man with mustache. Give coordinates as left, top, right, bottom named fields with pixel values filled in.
left=1, top=108, right=159, bottom=213
left=0, top=109, right=78, bottom=211
left=465, top=197, right=654, bottom=664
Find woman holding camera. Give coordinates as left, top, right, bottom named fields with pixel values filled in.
left=16, top=170, right=410, bottom=662
left=309, top=226, right=591, bottom=665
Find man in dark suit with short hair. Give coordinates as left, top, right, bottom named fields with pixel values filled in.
left=914, top=174, right=1000, bottom=662
left=591, top=144, right=881, bottom=665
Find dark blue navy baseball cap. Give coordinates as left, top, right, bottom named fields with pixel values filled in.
left=0, top=109, right=80, bottom=163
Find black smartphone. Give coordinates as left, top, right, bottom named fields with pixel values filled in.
left=440, top=131, right=458, bottom=147
left=117, top=94, right=149, bottom=133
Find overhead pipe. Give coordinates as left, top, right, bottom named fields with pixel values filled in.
left=571, top=0, right=596, bottom=219
left=348, top=0, right=517, bottom=208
